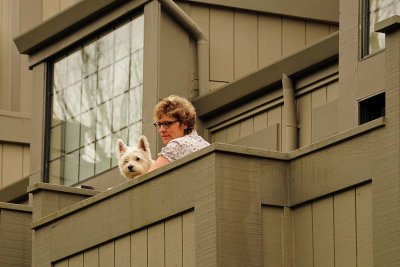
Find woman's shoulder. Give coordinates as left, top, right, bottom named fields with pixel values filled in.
left=175, top=130, right=209, bottom=145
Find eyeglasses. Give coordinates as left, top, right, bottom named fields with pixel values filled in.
left=153, top=120, right=179, bottom=129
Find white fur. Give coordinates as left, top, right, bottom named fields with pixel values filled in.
left=116, top=136, right=155, bottom=179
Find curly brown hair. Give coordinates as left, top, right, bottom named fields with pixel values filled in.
left=153, top=95, right=197, bottom=135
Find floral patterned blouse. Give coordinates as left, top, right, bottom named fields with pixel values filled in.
left=158, top=130, right=210, bottom=162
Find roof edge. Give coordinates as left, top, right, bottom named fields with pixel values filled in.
left=14, top=0, right=130, bottom=55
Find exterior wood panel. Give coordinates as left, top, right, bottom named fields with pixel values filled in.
left=334, top=189, right=357, bottom=267
left=311, top=86, right=327, bottom=108
left=253, top=111, right=268, bottom=132
left=22, top=146, right=30, bottom=177
left=306, top=21, right=330, bottom=45
left=2, top=144, right=23, bottom=187
left=10, top=0, right=21, bottom=112
left=0, top=0, right=12, bottom=110
left=54, top=213, right=196, bottom=267
left=148, top=223, right=165, bottom=267
left=327, top=80, right=339, bottom=102
left=213, top=128, right=227, bottom=143
left=0, top=0, right=37, bottom=114
left=0, top=207, right=32, bottom=267
left=0, top=144, right=2, bottom=187
left=312, top=197, right=334, bottom=267
left=165, top=216, right=183, bottom=267
left=234, top=10, right=258, bottom=79
left=42, top=0, right=60, bottom=21
left=210, top=8, right=234, bottom=82
left=268, top=106, right=282, bottom=151
left=83, top=248, right=99, bottom=267
left=69, top=254, right=83, bottom=267
left=214, top=153, right=262, bottom=266
left=292, top=204, right=313, bottom=267
left=0, top=143, right=30, bottom=189
left=159, top=8, right=190, bottom=98
left=356, top=184, right=373, bottom=267
left=262, top=206, right=284, bottom=267
left=99, top=241, right=115, bottom=267
left=54, top=259, right=68, bottom=267
left=131, top=230, right=148, bottom=267
left=240, top=117, right=254, bottom=139
left=258, top=15, right=282, bottom=67
left=115, top=235, right=130, bottom=267
left=143, top=1, right=161, bottom=152
left=282, top=18, right=305, bottom=56
left=182, top=212, right=195, bottom=267
left=312, top=100, right=339, bottom=142
left=226, top=124, right=240, bottom=143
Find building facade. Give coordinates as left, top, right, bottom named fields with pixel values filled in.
left=0, top=0, right=399, bottom=266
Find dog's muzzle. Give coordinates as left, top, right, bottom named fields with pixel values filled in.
left=128, top=165, right=135, bottom=172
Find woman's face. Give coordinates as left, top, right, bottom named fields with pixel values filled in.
left=156, top=114, right=187, bottom=144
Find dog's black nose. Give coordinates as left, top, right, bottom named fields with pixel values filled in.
left=128, top=165, right=134, bottom=172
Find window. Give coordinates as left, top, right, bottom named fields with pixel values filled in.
left=362, top=0, right=400, bottom=57
left=359, top=92, right=385, bottom=125
left=47, top=14, right=144, bottom=186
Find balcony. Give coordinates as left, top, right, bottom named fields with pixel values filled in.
left=29, top=118, right=382, bottom=266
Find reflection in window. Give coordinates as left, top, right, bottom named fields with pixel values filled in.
left=363, top=0, right=400, bottom=57
left=48, top=14, right=144, bottom=186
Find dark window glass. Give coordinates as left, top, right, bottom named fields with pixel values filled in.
left=359, top=93, right=385, bottom=124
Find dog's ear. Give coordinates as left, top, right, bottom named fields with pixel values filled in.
left=116, top=139, right=127, bottom=159
left=138, top=135, right=150, bottom=152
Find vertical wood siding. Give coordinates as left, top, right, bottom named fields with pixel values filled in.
left=0, top=0, right=18, bottom=111
left=54, top=211, right=195, bottom=267
left=211, top=78, right=339, bottom=151
left=0, top=0, right=40, bottom=114
left=211, top=105, right=282, bottom=150
left=0, top=142, right=30, bottom=189
left=196, top=4, right=337, bottom=89
left=261, top=183, right=372, bottom=267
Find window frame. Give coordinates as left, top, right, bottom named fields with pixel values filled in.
left=361, top=0, right=398, bottom=59
left=43, top=13, right=145, bottom=186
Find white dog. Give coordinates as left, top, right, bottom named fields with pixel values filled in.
left=116, top=136, right=154, bottom=179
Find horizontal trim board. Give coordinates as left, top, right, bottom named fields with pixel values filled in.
left=375, top=15, right=400, bottom=33
left=184, top=0, right=339, bottom=23
left=193, top=32, right=339, bottom=118
left=287, top=180, right=372, bottom=208
left=14, top=0, right=149, bottom=55
left=0, top=111, right=31, bottom=144
left=0, top=201, right=32, bottom=213
left=27, top=182, right=101, bottom=197
left=0, top=176, right=30, bottom=203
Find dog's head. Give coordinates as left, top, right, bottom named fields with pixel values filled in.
left=116, top=135, right=154, bottom=179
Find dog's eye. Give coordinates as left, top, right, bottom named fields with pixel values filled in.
left=136, top=157, right=140, bottom=161
left=124, top=159, right=129, bottom=163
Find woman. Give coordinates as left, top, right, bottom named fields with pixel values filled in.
left=147, top=95, right=210, bottom=172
